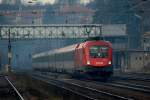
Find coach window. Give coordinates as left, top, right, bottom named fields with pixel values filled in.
left=135, top=57, right=138, bottom=60
left=139, top=57, right=142, bottom=60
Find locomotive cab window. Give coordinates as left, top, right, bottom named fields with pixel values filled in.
left=90, top=46, right=109, bottom=58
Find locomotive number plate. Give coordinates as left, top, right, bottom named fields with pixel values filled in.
left=96, top=62, right=103, bottom=64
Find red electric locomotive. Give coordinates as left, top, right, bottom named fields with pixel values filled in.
left=32, top=39, right=113, bottom=79
left=74, top=40, right=113, bottom=78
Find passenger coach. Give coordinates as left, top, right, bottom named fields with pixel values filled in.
left=32, top=40, right=113, bottom=79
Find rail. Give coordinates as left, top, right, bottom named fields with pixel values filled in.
left=5, top=76, right=24, bottom=100
left=32, top=73, right=133, bottom=100
left=107, top=81, right=150, bottom=94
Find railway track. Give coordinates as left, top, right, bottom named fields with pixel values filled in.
left=113, top=74, right=150, bottom=82
left=0, top=75, right=24, bottom=100
left=109, top=81, right=150, bottom=93
left=56, top=77, right=150, bottom=100
left=113, top=78, right=150, bottom=87
left=32, top=73, right=132, bottom=100
left=77, top=79, right=150, bottom=100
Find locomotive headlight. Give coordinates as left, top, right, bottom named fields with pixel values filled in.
left=108, top=61, right=112, bottom=65
left=87, top=61, right=90, bottom=65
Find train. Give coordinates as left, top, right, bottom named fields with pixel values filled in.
left=32, top=39, right=113, bottom=79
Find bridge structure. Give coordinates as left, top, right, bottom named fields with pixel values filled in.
left=0, top=24, right=126, bottom=39
left=0, top=24, right=103, bottom=39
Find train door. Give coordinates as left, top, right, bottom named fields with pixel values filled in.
left=75, top=44, right=80, bottom=68
left=79, top=46, right=83, bottom=67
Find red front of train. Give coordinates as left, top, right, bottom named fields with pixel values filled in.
left=74, top=40, right=113, bottom=77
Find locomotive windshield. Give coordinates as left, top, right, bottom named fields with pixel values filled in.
left=90, top=46, right=109, bottom=58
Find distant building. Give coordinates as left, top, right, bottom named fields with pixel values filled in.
left=42, top=0, right=95, bottom=24
left=44, top=6, right=94, bottom=24
left=2, top=0, right=19, bottom=5
left=124, top=50, right=150, bottom=73
left=16, top=6, right=45, bottom=24
left=59, top=4, right=94, bottom=24
left=0, top=4, right=45, bottom=24
left=56, top=0, right=79, bottom=5
left=112, top=49, right=150, bottom=74
left=143, top=32, right=150, bottom=51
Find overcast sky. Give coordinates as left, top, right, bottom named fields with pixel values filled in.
left=21, top=0, right=55, bottom=5
left=0, top=0, right=94, bottom=5
left=21, top=0, right=94, bottom=5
